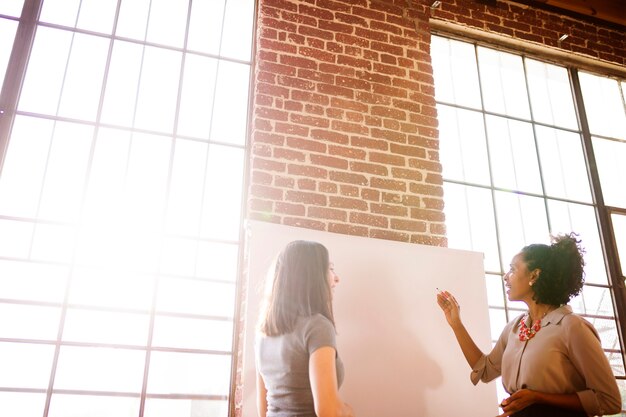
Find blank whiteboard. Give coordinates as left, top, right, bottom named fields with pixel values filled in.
left=241, top=220, right=498, bottom=417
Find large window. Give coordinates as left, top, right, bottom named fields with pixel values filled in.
left=431, top=35, right=626, bottom=411
left=0, top=1, right=254, bottom=416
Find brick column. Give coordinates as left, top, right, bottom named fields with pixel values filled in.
left=247, top=0, right=447, bottom=247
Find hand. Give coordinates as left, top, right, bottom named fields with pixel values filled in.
left=436, top=290, right=461, bottom=328
left=497, top=389, right=537, bottom=417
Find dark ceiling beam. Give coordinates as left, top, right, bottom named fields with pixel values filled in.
left=508, top=0, right=626, bottom=28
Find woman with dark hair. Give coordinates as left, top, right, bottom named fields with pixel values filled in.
left=437, top=233, right=621, bottom=417
left=255, top=240, right=355, bottom=417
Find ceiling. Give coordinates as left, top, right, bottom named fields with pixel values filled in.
left=512, top=0, right=626, bottom=27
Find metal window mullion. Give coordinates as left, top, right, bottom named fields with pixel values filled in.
left=570, top=68, right=626, bottom=374
left=0, top=0, right=44, bottom=173
left=229, top=0, right=260, bottom=413
left=521, top=58, right=555, bottom=233
left=473, top=43, right=510, bottom=323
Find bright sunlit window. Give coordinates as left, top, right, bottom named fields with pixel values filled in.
left=431, top=35, right=626, bottom=412
left=0, top=1, right=254, bottom=416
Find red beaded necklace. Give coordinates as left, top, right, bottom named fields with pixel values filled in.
left=518, top=315, right=542, bottom=341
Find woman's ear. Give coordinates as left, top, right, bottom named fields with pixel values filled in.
left=529, top=269, right=541, bottom=285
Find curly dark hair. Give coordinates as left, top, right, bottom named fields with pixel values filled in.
left=521, top=232, right=585, bottom=306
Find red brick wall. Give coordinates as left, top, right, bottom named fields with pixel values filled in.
left=247, top=0, right=447, bottom=247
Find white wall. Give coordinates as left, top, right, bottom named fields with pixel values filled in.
left=241, top=220, right=498, bottom=417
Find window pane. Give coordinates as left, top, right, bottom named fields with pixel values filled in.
left=156, top=277, right=235, bottom=317
left=0, top=342, right=55, bottom=389
left=0, top=1, right=24, bottom=16
left=166, top=139, right=208, bottom=235
left=76, top=0, right=118, bottom=33
left=478, top=47, right=530, bottom=119
left=47, top=394, right=140, bottom=417
left=62, top=308, right=150, bottom=345
left=536, top=126, right=591, bottom=202
left=0, top=304, right=61, bottom=340
left=188, top=0, right=227, bottom=56
left=570, top=286, right=614, bottom=316
left=196, top=241, right=239, bottom=281
left=438, top=105, right=490, bottom=185
left=147, top=352, right=231, bottom=395
left=18, top=26, right=72, bottom=115
left=134, top=46, right=181, bottom=133
left=0, top=116, right=53, bottom=218
left=0, top=19, right=18, bottom=89
left=145, top=0, right=188, bottom=48
left=220, top=0, right=255, bottom=61
left=547, top=200, right=608, bottom=285
left=0, top=260, right=68, bottom=303
left=0, top=218, right=34, bottom=258
left=592, top=136, right=626, bottom=208
left=443, top=183, right=500, bottom=272
left=485, top=274, right=505, bottom=308
left=30, top=223, right=76, bottom=263
left=430, top=36, right=481, bottom=109
left=37, top=121, right=93, bottom=222
left=0, top=392, right=46, bottom=417
left=115, top=0, right=150, bottom=41
left=125, top=132, right=172, bottom=230
left=177, top=54, right=218, bottom=139
left=586, top=317, right=621, bottom=351
left=100, top=41, right=143, bottom=127
left=210, top=60, right=250, bottom=145
left=579, top=72, right=626, bottom=140
left=160, top=237, right=197, bottom=277
left=54, top=346, right=145, bottom=392
left=81, top=127, right=131, bottom=227
left=40, top=0, right=118, bottom=34
left=57, top=33, right=109, bottom=121
left=152, top=316, right=233, bottom=351
left=526, top=58, right=577, bottom=129
left=144, top=399, right=228, bottom=417
left=486, top=115, right=542, bottom=194
left=612, top=213, right=626, bottom=276
left=488, top=308, right=507, bottom=341
left=40, top=0, right=81, bottom=27
left=68, top=267, right=155, bottom=310
left=201, top=145, right=245, bottom=240
left=494, top=191, right=549, bottom=261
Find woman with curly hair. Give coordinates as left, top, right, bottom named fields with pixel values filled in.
left=437, top=233, right=621, bottom=417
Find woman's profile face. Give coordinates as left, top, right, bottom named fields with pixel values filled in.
left=328, top=261, right=340, bottom=291
left=503, top=253, right=534, bottom=302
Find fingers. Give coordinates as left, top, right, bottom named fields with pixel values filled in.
left=436, top=293, right=452, bottom=310
left=446, top=292, right=460, bottom=307
left=437, top=292, right=458, bottom=310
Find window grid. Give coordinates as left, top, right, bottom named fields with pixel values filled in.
left=432, top=34, right=626, bottom=410
left=0, top=1, right=253, bottom=416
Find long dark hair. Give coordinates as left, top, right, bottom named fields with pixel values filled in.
left=521, top=232, right=585, bottom=305
left=258, top=240, right=334, bottom=336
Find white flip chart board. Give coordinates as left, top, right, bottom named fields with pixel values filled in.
left=241, top=220, right=498, bottom=417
